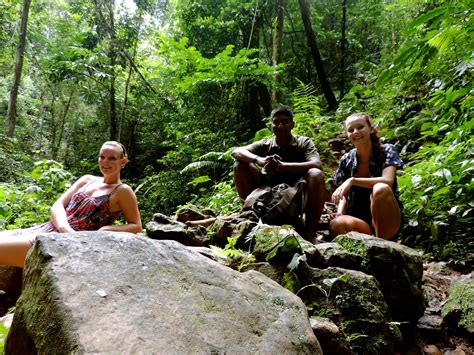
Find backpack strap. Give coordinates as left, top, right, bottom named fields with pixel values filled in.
left=242, top=186, right=271, bottom=211
left=272, top=185, right=298, bottom=214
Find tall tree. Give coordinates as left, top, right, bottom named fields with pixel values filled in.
left=339, top=0, right=347, bottom=99
left=298, top=0, right=337, bottom=110
left=5, top=0, right=31, bottom=138
left=108, top=4, right=118, bottom=141
left=271, top=0, right=284, bottom=105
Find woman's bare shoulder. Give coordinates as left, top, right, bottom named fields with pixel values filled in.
left=116, top=183, right=136, bottom=195
left=77, top=174, right=97, bottom=183
left=73, top=174, right=98, bottom=188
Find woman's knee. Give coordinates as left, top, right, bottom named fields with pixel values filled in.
left=330, top=215, right=373, bottom=237
left=329, top=215, right=348, bottom=236
left=372, top=183, right=394, bottom=201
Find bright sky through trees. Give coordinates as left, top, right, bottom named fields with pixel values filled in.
left=121, top=0, right=137, bottom=14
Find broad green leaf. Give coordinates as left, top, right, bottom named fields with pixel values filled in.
left=188, top=175, right=211, bottom=185
left=287, top=253, right=307, bottom=271
left=406, top=6, right=450, bottom=34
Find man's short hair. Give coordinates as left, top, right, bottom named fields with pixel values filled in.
left=271, top=107, right=294, bottom=121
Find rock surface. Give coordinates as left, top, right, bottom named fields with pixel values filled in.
left=334, top=232, right=425, bottom=321
left=6, top=232, right=321, bottom=354
left=146, top=212, right=210, bottom=246
left=310, top=316, right=352, bottom=355
left=441, top=274, right=473, bottom=337
left=145, top=215, right=428, bottom=352
left=297, top=265, right=403, bottom=354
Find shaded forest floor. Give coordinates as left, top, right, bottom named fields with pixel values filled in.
left=418, top=262, right=473, bottom=355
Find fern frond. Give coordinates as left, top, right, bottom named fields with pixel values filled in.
left=292, top=80, right=321, bottom=117
left=181, top=160, right=220, bottom=174
left=198, top=151, right=227, bottom=160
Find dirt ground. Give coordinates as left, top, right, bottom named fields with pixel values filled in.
left=420, top=262, right=473, bottom=355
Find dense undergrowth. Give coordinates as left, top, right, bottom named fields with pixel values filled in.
left=0, top=1, right=472, bottom=268
left=1, top=76, right=472, bottom=268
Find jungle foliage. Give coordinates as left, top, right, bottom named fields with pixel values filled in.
left=0, top=0, right=472, bottom=265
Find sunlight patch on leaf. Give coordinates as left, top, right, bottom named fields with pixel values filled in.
left=188, top=175, right=211, bottom=185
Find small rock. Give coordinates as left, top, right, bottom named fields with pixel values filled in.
left=423, top=344, right=442, bottom=355
left=310, top=317, right=351, bottom=355
left=176, top=206, right=214, bottom=223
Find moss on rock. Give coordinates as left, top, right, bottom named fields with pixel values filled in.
left=333, top=234, right=369, bottom=258
left=442, top=277, right=474, bottom=334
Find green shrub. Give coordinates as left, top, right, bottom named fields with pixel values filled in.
left=0, top=160, right=74, bottom=230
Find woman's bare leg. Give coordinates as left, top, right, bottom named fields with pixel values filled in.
left=0, top=232, right=34, bottom=268
left=371, top=183, right=401, bottom=240
left=329, top=215, right=372, bottom=238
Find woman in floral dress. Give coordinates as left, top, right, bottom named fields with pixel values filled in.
left=0, top=141, right=142, bottom=267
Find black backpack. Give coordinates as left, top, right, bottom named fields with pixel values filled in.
left=242, top=181, right=306, bottom=226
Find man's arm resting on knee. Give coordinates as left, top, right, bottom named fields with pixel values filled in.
left=274, top=156, right=322, bottom=174
left=232, top=147, right=264, bottom=166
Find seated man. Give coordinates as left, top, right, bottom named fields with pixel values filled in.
left=232, top=107, right=325, bottom=243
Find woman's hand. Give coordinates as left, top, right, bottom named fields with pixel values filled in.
left=56, top=225, right=75, bottom=233
left=331, top=178, right=353, bottom=204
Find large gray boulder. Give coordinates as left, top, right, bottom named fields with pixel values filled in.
left=334, top=232, right=425, bottom=322
left=296, top=265, right=403, bottom=354
left=441, top=273, right=473, bottom=337
left=6, top=232, right=321, bottom=354
left=146, top=213, right=210, bottom=246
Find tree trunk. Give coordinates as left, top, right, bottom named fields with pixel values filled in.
left=298, top=0, right=338, bottom=111
left=271, top=0, right=284, bottom=105
left=340, top=0, right=347, bottom=99
left=109, top=64, right=118, bottom=141
left=119, top=13, right=142, bottom=142
left=108, top=4, right=118, bottom=141
left=5, top=0, right=31, bottom=137
left=119, top=64, right=132, bottom=142
left=49, top=95, right=57, bottom=158
left=53, top=89, right=74, bottom=160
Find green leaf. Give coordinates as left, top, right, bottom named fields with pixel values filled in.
left=188, top=175, right=211, bottom=185
left=406, top=6, right=450, bottom=34
left=432, top=185, right=451, bottom=198
left=322, top=277, right=339, bottom=287
left=433, top=168, right=452, bottom=181
left=376, top=68, right=394, bottom=87
left=253, top=128, right=272, bottom=141
left=287, top=253, right=307, bottom=271
left=266, top=234, right=302, bottom=261
left=0, top=204, right=12, bottom=220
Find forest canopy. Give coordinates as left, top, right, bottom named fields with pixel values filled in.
left=0, top=0, right=472, bottom=266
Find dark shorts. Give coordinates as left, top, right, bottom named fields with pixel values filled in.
left=261, top=172, right=302, bottom=188
left=347, top=186, right=372, bottom=225
left=347, top=186, right=404, bottom=235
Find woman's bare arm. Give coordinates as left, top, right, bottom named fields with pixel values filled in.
left=332, top=166, right=397, bottom=204
left=99, top=184, right=142, bottom=234
left=50, top=175, right=94, bottom=232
